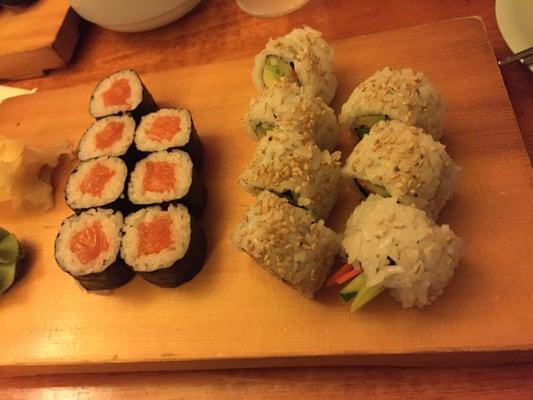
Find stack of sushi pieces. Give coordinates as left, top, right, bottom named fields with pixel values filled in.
left=336, top=67, right=464, bottom=310
left=234, top=27, right=343, bottom=298
left=55, top=69, right=207, bottom=291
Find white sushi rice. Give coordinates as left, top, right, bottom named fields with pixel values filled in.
left=128, top=150, right=192, bottom=204
left=89, top=69, right=144, bottom=118
left=343, top=195, right=463, bottom=308
left=239, top=126, right=342, bottom=220
left=339, top=67, right=446, bottom=139
left=121, top=204, right=191, bottom=272
left=78, top=115, right=136, bottom=161
left=252, top=26, right=337, bottom=105
left=66, top=157, right=127, bottom=209
left=243, top=81, right=340, bottom=151
left=234, top=191, right=340, bottom=298
left=342, top=120, right=460, bottom=218
left=135, top=108, right=192, bottom=152
left=55, top=209, right=123, bottom=276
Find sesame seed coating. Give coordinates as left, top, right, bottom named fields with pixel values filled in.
left=233, top=191, right=340, bottom=297
left=339, top=67, right=446, bottom=139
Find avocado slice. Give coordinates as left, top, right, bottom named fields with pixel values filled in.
left=262, top=56, right=298, bottom=88
left=355, top=178, right=391, bottom=198
left=353, top=114, right=389, bottom=138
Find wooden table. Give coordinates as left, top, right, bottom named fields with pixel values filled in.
left=1, top=0, right=532, bottom=398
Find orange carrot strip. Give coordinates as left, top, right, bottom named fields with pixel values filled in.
left=326, top=263, right=353, bottom=287
left=335, top=267, right=362, bottom=285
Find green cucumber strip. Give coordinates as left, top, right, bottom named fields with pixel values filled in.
left=355, top=126, right=370, bottom=138
left=339, top=291, right=356, bottom=303
left=340, top=273, right=367, bottom=295
left=255, top=122, right=274, bottom=137
left=0, top=261, right=16, bottom=294
left=356, top=179, right=391, bottom=198
left=350, top=284, right=385, bottom=312
left=0, top=233, right=19, bottom=264
left=353, top=114, right=390, bottom=138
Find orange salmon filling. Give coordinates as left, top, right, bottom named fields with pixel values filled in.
left=80, top=163, right=116, bottom=197
left=142, top=161, right=176, bottom=193
left=69, top=222, right=110, bottom=265
left=137, top=215, right=175, bottom=256
left=102, top=78, right=132, bottom=108
left=147, top=115, right=181, bottom=143
left=95, top=121, right=125, bottom=150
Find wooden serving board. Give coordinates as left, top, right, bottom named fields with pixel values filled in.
left=0, top=0, right=80, bottom=80
left=0, top=17, right=532, bottom=376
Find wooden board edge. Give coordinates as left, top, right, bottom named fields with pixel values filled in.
left=0, top=8, right=80, bottom=80
left=52, top=7, right=81, bottom=65
left=1, top=349, right=532, bottom=377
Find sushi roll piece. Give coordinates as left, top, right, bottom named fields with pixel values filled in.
left=54, top=209, right=134, bottom=290
left=128, top=150, right=207, bottom=218
left=121, top=204, right=206, bottom=287
left=243, top=80, right=340, bottom=151
left=77, top=115, right=137, bottom=162
left=89, top=69, right=158, bottom=122
left=339, top=67, right=446, bottom=139
left=233, top=191, right=340, bottom=298
left=341, top=195, right=463, bottom=309
left=252, top=26, right=337, bottom=105
left=239, top=126, right=342, bottom=220
left=342, top=120, right=460, bottom=219
left=65, top=157, right=129, bottom=213
left=134, top=108, right=203, bottom=167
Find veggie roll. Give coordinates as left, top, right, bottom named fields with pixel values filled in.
left=65, top=157, right=129, bottom=213
left=342, top=195, right=463, bottom=309
left=339, top=67, right=446, bottom=139
left=54, top=209, right=134, bottom=290
left=233, top=191, right=340, bottom=298
left=134, top=108, right=203, bottom=167
left=121, top=204, right=206, bottom=287
left=252, top=26, right=337, bottom=105
left=89, top=69, right=158, bottom=122
left=243, top=80, right=340, bottom=151
left=239, top=126, right=342, bottom=220
left=342, top=120, right=460, bottom=218
left=77, top=115, right=136, bottom=162
left=128, top=150, right=206, bottom=218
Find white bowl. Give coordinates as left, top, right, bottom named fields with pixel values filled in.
left=69, top=0, right=202, bottom=32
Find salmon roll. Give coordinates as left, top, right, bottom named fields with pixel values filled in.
left=252, top=26, right=337, bottom=105
left=65, top=157, right=129, bottom=213
left=77, top=115, right=137, bottom=162
left=342, top=120, right=460, bottom=219
left=128, top=150, right=206, bottom=218
left=89, top=69, right=158, bottom=122
left=54, top=209, right=133, bottom=290
left=121, top=204, right=206, bottom=287
left=134, top=108, right=203, bottom=167
left=339, top=67, right=446, bottom=139
left=233, top=191, right=340, bottom=298
left=243, top=81, right=340, bottom=151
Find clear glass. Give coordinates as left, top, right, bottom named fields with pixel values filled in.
left=235, top=0, right=310, bottom=18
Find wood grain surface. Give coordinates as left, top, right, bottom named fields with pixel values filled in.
left=1, top=16, right=532, bottom=376
left=0, top=0, right=80, bottom=79
left=1, top=0, right=533, bottom=398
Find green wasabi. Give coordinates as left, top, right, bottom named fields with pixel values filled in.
left=0, top=228, right=23, bottom=294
